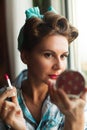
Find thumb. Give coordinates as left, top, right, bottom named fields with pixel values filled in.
left=80, top=87, right=87, bottom=101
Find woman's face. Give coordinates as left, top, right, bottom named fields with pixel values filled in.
left=26, top=35, right=69, bottom=85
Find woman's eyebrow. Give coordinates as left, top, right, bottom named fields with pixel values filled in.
left=63, top=52, right=69, bottom=54
left=39, top=49, right=69, bottom=55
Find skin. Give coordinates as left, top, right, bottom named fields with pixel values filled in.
left=0, top=35, right=87, bottom=130
left=0, top=87, right=26, bottom=130
left=24, top=35, right=68, bottom=86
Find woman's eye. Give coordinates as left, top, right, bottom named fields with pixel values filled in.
left=61, top=55, right=68, bottom=59
left=44, top=53, right=53, bottom=58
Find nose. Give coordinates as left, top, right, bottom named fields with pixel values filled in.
left=52, top=58, right=62, bottom=70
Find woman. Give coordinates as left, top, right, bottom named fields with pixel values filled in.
left=0, top=6, right=87, bottom=130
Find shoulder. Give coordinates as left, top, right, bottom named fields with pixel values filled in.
left=12, top=69, right=28, bottom=88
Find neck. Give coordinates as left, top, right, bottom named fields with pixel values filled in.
left=22, top=80, right=48, bottom=103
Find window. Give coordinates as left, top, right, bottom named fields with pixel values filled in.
left=63, top=0, right=87, bottom=84
left=75, top=0, right=87, bottom=84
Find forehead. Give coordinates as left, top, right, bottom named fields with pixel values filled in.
left=36, top=35, right=69, bottom=52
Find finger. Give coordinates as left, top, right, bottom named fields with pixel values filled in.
left=2, top=105, right=22, bottom=126
left=56, top=88, right=71, bottom=109
left=1, top=100, right=15, bottom=110
left=0, top=87, right=16, bottom=100
left=48, top=82, right=54, bottom=96
left=6, top=106, right=22, bottom=123
left=0, top=90, right=14, bottom=111
left=0, top=100, right=15, bottom=120
left=48, top=84, right=64, bottom=105
left=48, top=83, right=57, bottom=101
left=11, top=95, right=19, bottom=106
left=80, top=87, right=87, bottom=101
left=8, top=87, right=19, bottom=106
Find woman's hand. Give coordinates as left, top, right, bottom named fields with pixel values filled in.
left=48, top=84, right=87, bottom=130
left=0, top=87, right=26, bottom=130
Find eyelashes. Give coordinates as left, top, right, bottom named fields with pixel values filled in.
left=44, top=52, right=69, bottom=59
left=44, top=52, right=53, bottom=58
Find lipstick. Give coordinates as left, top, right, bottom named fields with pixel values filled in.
left=4, top=74, right=13, bottom=90
left=49, top=75, right=58, bottom=79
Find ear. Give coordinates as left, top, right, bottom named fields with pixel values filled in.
left=20, top=50, right=29, bottom=64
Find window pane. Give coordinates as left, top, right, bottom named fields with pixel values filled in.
left=75, top=0, right=87, bottom=83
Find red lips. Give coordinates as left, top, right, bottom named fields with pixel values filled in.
left=49, top=75, right=59, bottom=79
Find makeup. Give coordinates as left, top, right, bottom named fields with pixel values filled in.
left=56, top=70, right=85, bottom=98
left=4, top=74, right=13, bottom=90
left=4, top=74, right=15, bottom=100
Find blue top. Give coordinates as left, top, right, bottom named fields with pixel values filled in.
left=0, top=69, right=87, bottom=130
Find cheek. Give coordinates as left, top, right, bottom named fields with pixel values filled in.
left=62, top=60, right=67, bottom=70
left=34, top=60, right=51, bottom=71
left=30, top=59, right=51, bottom=74
left=29, top=60, right=51, bottom=82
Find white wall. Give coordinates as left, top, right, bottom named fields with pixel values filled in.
left=5, top=0, right=33, bottom=80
